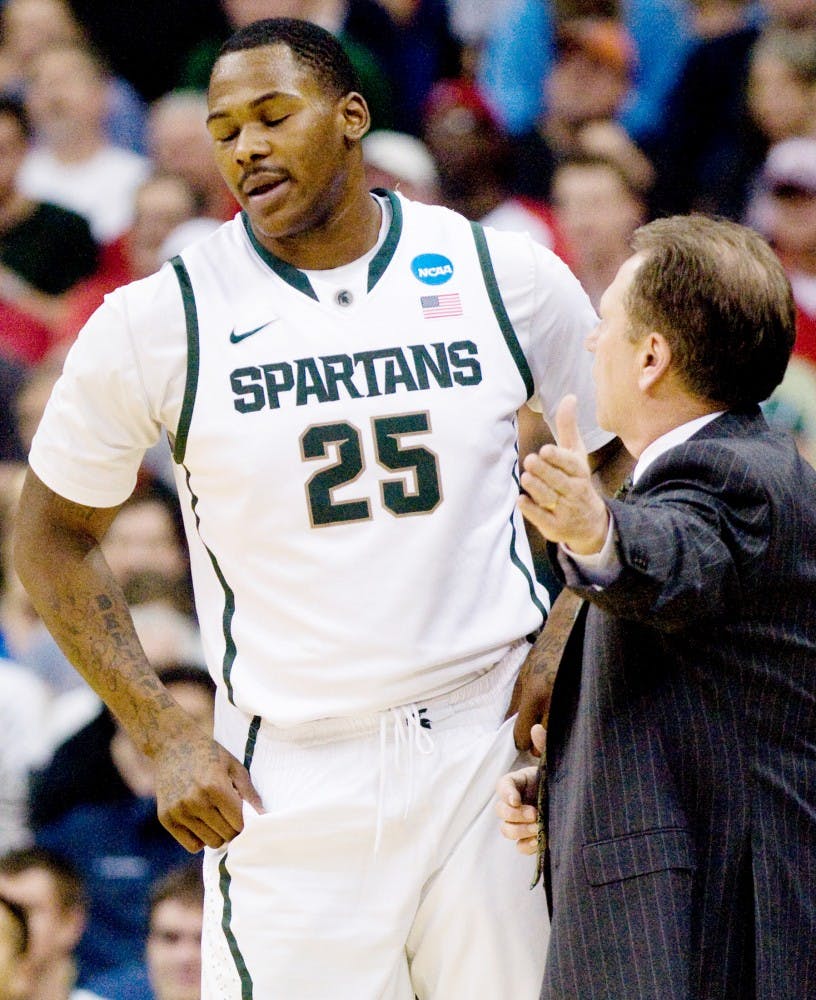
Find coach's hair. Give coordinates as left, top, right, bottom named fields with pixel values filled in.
left=215, top=18, right=361, bottom=99
left=148, top=861, right=204, bottom=921
left=0, top=847, right=87, bottom=913
left=626, top=215, right=796, bottom=407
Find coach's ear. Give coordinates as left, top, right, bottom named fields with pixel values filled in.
left=638, top=331, right=671, bottom=393
left=339, top=92, right=370, bottom=144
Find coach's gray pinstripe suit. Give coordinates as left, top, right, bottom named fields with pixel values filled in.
left=542, top=407, right=816, bottom=999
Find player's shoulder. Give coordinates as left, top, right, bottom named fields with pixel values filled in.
left=105, top=215, right=241, bottom=321
left=389, top=191, right=547, bottom=267
left=166, top=213, right=247, bottom=273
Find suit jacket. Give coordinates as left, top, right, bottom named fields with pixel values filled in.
left=542, top=408, right=816, bottom=999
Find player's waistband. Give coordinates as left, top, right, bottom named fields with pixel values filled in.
left=215, top=637, right=530, bottom=758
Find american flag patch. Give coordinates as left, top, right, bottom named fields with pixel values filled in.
left=421, top=293, right=463, bottom=319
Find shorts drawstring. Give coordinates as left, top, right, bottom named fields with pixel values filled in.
left=374, top=704, right=435, bottom=853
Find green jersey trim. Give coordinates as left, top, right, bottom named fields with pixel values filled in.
left=367, top=188, right=402, bottom=292
left=219, top=855, right=253, bottom=997
left=243, top=715, right=262, bottom=771
left=240, top=213, right=319, bottom=299
left=510, top=451, right=547, bottom=617
left=184, top=466, right=239, bottom=704
left=239, top=189, right=402, bottom=299
left=170, top=256, right=200, bottom=464
left=470, top=221, right=535, bottom=401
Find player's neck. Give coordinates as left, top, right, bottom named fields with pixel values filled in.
left=255, top=187, right=383, bottom=272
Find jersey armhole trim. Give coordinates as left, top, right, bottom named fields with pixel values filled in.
left=470, top=221, right=535, bottom=401
left=170, top=256, right=200, bottom=465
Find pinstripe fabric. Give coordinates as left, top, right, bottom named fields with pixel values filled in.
left=542, top=408, right=816, bottom=999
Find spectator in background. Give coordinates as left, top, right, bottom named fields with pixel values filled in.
left=0, top=0, right=147, bottom=154
left=747, top=27, right=816, bottom=145
left=0, top=652, right=50, bottom=853
left=762, top=0, right=816, bottom=31
left=362, top=128, right=440, bottom=203
left=87, top=862, right=204, bottom=1000
left=0, top=0, right=80, bottom=91
left=19, top=41, right=150, bottom=243
left=506, top=15, right=654, bottom=206
left=58, top=0, right=230, bottom=104
left=34, top=666, right=214, bottom=987
left=0, top=847, right=108, bottom=1000
left=178, top=1, right=398, bottom=132
left=477, top=0, right=693, bottom=152
left=647, top=0, right=766, bottom=220
left=763, top=354, right=816, bottom=467
left=550, top=152, right=648, bottom=309
left=753, top=136, right=816, bottom=367
left=0, top=894, right=28, bottom=1000
left=0, top=353, right=28, bottom=465
left=422, top=77, right=564, bottom=251
left=56, top=172, right=204, bottom=345
left=0, top=94, right=99, bottom=365
left=21, top=475, right=197, bottom=697
left=147, top=91, right=238, bottom=223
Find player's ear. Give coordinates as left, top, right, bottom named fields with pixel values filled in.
left=339, top=92, right=370, bottom=144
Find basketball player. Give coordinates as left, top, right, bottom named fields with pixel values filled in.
left=13, top=18, right=623, bottom=999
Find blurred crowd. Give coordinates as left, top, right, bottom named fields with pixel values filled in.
left=0, top=0, right=815, bottom=997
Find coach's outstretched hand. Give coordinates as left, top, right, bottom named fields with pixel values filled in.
left=518, top=394, right=609, bottom=555
left=153, top=720, right=264, bottom=853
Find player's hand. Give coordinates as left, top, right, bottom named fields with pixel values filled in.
left=518, top=394, right=609, bottom=554
left=495, top=725, right=545, bottom=855
left=152, top=723, right=264, bottom=853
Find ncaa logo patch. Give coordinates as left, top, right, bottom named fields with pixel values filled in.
left=411, top=253, right=454, bottom=285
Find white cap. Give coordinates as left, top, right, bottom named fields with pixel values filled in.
left=160, top=217, right=223, bottom=261
left=763, top=137, right=816, bottom=195
left=363, top=130, right=439, bottom=189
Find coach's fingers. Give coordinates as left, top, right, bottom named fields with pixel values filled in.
left=496, top=764, right=539, bottom=811
left=530, top=723, right=546, bottom=757
left=554, top=394, right=587, bottom=460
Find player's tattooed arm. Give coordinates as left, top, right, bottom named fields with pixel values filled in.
left=506, top=588, right=583, bottom=750
left=13, top=468, right=262, bottom=852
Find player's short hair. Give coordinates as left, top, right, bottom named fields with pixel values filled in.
left=0, top=93, right=31, bottom=140
left=0, top=894, right=28, bottom=955
left=626, top=215, right=796, bottom=408
left=0, top=847, right=87, bottom=913
left=149, top=861, right=204, bottom=921
left=215, top=17, right=361, bottom=99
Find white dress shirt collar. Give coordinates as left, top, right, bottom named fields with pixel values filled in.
left=633, top=411, right=724, bottom=485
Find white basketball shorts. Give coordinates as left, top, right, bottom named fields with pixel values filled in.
left=202, top=641, right=549, bottom=998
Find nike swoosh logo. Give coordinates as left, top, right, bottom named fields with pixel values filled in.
left=229, top=321, right=276, bottom=344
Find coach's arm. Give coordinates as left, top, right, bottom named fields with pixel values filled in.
left=13, top=468, right=262, bottom=850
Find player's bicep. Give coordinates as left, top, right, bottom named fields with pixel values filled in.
left=15, top=467, right=122, bottom=557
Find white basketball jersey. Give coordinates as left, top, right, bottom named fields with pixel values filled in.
left=30, top=192, right=608, bottom=726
